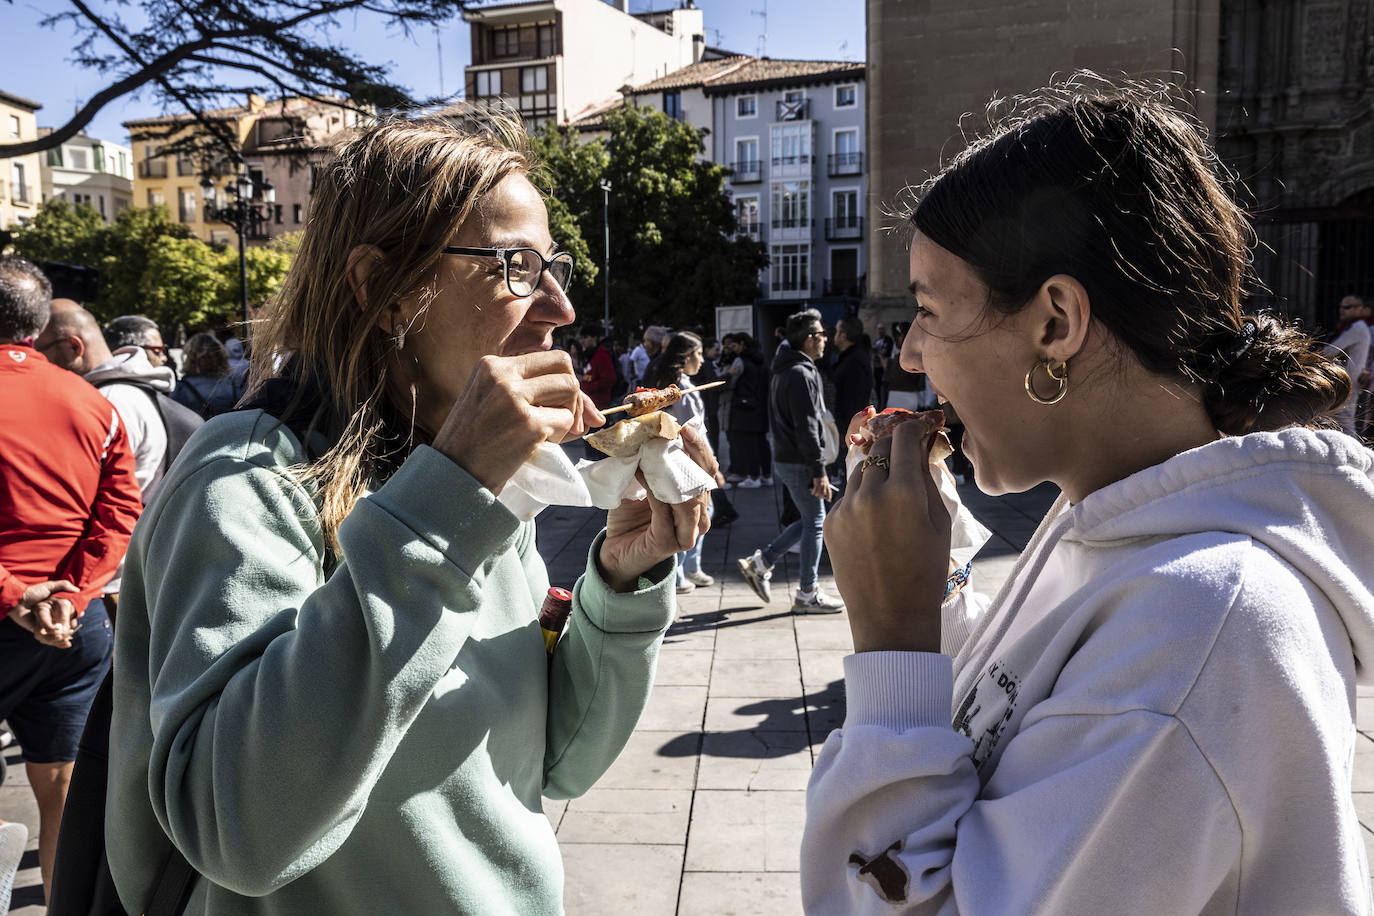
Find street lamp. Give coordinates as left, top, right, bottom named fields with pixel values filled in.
left=599, top=178, right=611, bottom=339
left=201, top=168, right=275, bottom=333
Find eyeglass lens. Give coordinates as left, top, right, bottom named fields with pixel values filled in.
left=508, top=249, right=574, bottom=296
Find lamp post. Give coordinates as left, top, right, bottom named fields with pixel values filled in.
left=599, top=178, right=611, bottom=338
left=201, top=168, right=275, bottom=333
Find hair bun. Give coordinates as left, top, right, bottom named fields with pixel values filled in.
left=1201, top=313, right=1351, bottom=435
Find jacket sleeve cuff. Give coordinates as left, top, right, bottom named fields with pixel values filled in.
left=574, top=531, right=675, bottom=634
left=0, top=571, right=25, bottom=617
left=359, top=445, right=521, bottom=575
left=843, top=651, right=954, bottom=731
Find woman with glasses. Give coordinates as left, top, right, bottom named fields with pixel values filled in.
left=804, top=79, right=1373, bottom=913
left=105, top=115, right=713, bottom=912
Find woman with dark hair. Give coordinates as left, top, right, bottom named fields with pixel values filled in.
left=170, top=332, right=244, bottom=418
left=726, top=335, right=771, bottom=487
left=805, top=78, right=1374, bottom=913
left=647, top=331, right=726, bottom=593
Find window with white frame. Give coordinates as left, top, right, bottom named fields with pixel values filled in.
left=475, top=70, right=502, bottom=98
left=68, top=148, right=89, bottom=170
left=521, top=66, right=548, bottom=93
left=784, top=90, right=804, bottom=104
left=736, top=196, right=760, bottom=234
left=8, top=115, right=18, bottom=138
left=835, top=84, right=857, bottom=108
left=770, top=123, right=811, bottom=166
left=771, top=180, right=810, bottom=227
left=771, top=243, right=810, bottom=292
left=735, top=138, right=758, bottom=170
left=736, top=96, right=756, bottom=118
left=832, top=189, right=858, bottom=228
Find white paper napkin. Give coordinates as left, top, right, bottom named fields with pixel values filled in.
left=844, top=442, right=991, bottom=566
left=578, top=416, right=717, bottom=509
left=495, top=418, right=717, bottom=519
left=497, top=442, right=594, bottom=520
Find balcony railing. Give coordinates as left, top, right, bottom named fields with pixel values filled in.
left=823, top=275, right=867, bottom=297
left=828, top=151, right=864, bottom=177
left=770, top=154, right=811, bottom=168
left=730, top=160, right=762, bottom=183
left=138, top=159, right=168, bottom=179
left=769, top=279, right=814, bottom=295
left=770, top=216, right=814, bottom=230
left=775, top=98, right=810, bottom=121
left=736, top=220, right=762, bottom=240
left=177, top=158, right=197, bottom=177
left=12, top=182, right=30, bottom=204
left=825, top=215, right=864, bottom=240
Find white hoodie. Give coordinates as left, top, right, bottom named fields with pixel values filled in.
left=804, top=428, right=1374, bottom=914
left=84, top=346, right=176, bottom=592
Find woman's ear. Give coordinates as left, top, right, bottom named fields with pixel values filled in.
left=1026, top=273, right=1092, bottom=363
left=346, top=244, right=398, bottom=334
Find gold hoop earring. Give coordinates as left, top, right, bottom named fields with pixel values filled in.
left=1024, top=358, right=1069, bottom=405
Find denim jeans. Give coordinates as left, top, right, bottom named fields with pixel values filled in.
left=676, top=499, right=714, bottom=583
left=760, top=461, right=826, bottom=593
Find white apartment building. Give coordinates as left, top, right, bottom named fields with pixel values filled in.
left=463, top=0, right=711, bottom=131
left=39, top=129, right=134, bottom=221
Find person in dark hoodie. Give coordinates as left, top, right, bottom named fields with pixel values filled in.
left=736, top=309, right=845, bottom=614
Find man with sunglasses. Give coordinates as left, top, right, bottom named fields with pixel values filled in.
left=104, top=314, right=171, bottom=371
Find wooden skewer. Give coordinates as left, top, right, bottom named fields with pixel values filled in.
left=598, top=380, right=727, bottom=417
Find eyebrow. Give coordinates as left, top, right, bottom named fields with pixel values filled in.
left=490, top=236, right=557, bottom=255
left=908, top=278, right=927, bottom=296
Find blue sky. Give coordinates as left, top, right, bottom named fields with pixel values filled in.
left=0, top=0, right=865, bottom=146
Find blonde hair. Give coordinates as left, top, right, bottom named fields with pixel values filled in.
left=247, top=112, right=532, bottom=547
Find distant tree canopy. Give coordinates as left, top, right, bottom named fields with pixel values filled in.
left=0, top=0, right=474, bottom=160
left=8, top=199, right=291, bottom=331
left=533, top=106, right=768, bottom=334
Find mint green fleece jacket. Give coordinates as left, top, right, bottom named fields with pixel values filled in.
left=106, top=410, right=674, bottom=913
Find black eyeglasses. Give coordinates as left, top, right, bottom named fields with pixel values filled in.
left=443, top=246, right=575, bottom=298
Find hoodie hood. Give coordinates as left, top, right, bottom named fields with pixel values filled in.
left=771, top=344, right=814, bottom=374
left=85, top=345, right=176, bottom=393
left=1065, top=427, right=1374, bottom=680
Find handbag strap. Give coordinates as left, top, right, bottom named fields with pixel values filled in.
left=144, top=844, right=197, bottom=915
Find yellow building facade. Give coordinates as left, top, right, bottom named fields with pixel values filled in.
left=1, top=90, right=44, bottom=230
left=126, top=96, right=263, bottom=244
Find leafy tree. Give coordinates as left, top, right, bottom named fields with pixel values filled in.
left=0, top=1, right=475, bottom=160
left=534, top=107, right=767, bottom=333
left=6, top=198, right=292, bottom=330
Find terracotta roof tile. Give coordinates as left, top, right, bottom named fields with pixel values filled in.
left=630, top=56, right=864, bottom=96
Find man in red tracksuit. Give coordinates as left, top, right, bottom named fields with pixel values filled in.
left=578, top=322, right=617, bottom=410
left=0, top=256, right=142, bottom=903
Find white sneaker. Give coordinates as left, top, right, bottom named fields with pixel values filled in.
left=685, top=570, right=715, bottom=587
left=792, top=589, right=845, bottom=614
left=0, top=821, right=28, bottom=914
left=738, top=477, right=762, bottom=489
left=736, top=550, right=773, bottom=603
left=761, top=476, right=774, bottom=486
left=676, top=579, right=696, bottom=595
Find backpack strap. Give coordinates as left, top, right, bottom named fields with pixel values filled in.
left=92, top=379, right=180, bottom=477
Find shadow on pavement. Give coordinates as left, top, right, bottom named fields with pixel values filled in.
left=664, top=607, right=795, bottom=637
left=655, top=679, right=846, bottom=758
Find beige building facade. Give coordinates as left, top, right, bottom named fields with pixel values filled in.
left=862, top=0, right=1220, bottom=328
left=125, top=96, right=356, bottom=245
left=0, top=90, right=44, bottom=230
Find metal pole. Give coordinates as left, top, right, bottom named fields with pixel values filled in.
left=600, top=179, right=611, bottom=336
left=237, top=202, right=250, bottom=332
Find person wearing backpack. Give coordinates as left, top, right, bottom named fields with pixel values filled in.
left=170, top=332, right=245, bottom=418
left=35, top=302, right=203, bottom=617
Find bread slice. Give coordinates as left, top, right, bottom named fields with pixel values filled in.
left=585, top=410, right=683, bottom=458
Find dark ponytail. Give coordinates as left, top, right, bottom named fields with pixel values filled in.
left=911, top=74, right=1349, bottom=435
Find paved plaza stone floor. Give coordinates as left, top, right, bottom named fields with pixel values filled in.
left=4, top=475, right=1373, bottom=913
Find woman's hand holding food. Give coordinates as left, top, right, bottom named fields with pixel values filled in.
left=598, top=425, right=717, bottom=592
left=824, top=418, right=951, bottom=653
left=433, top=351, right=604, bottom=496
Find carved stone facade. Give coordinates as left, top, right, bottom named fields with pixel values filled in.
left=1216, top=0, right=1374, bottom=327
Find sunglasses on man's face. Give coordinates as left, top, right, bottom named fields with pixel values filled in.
left=142, top=345, right=168, bottom=356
